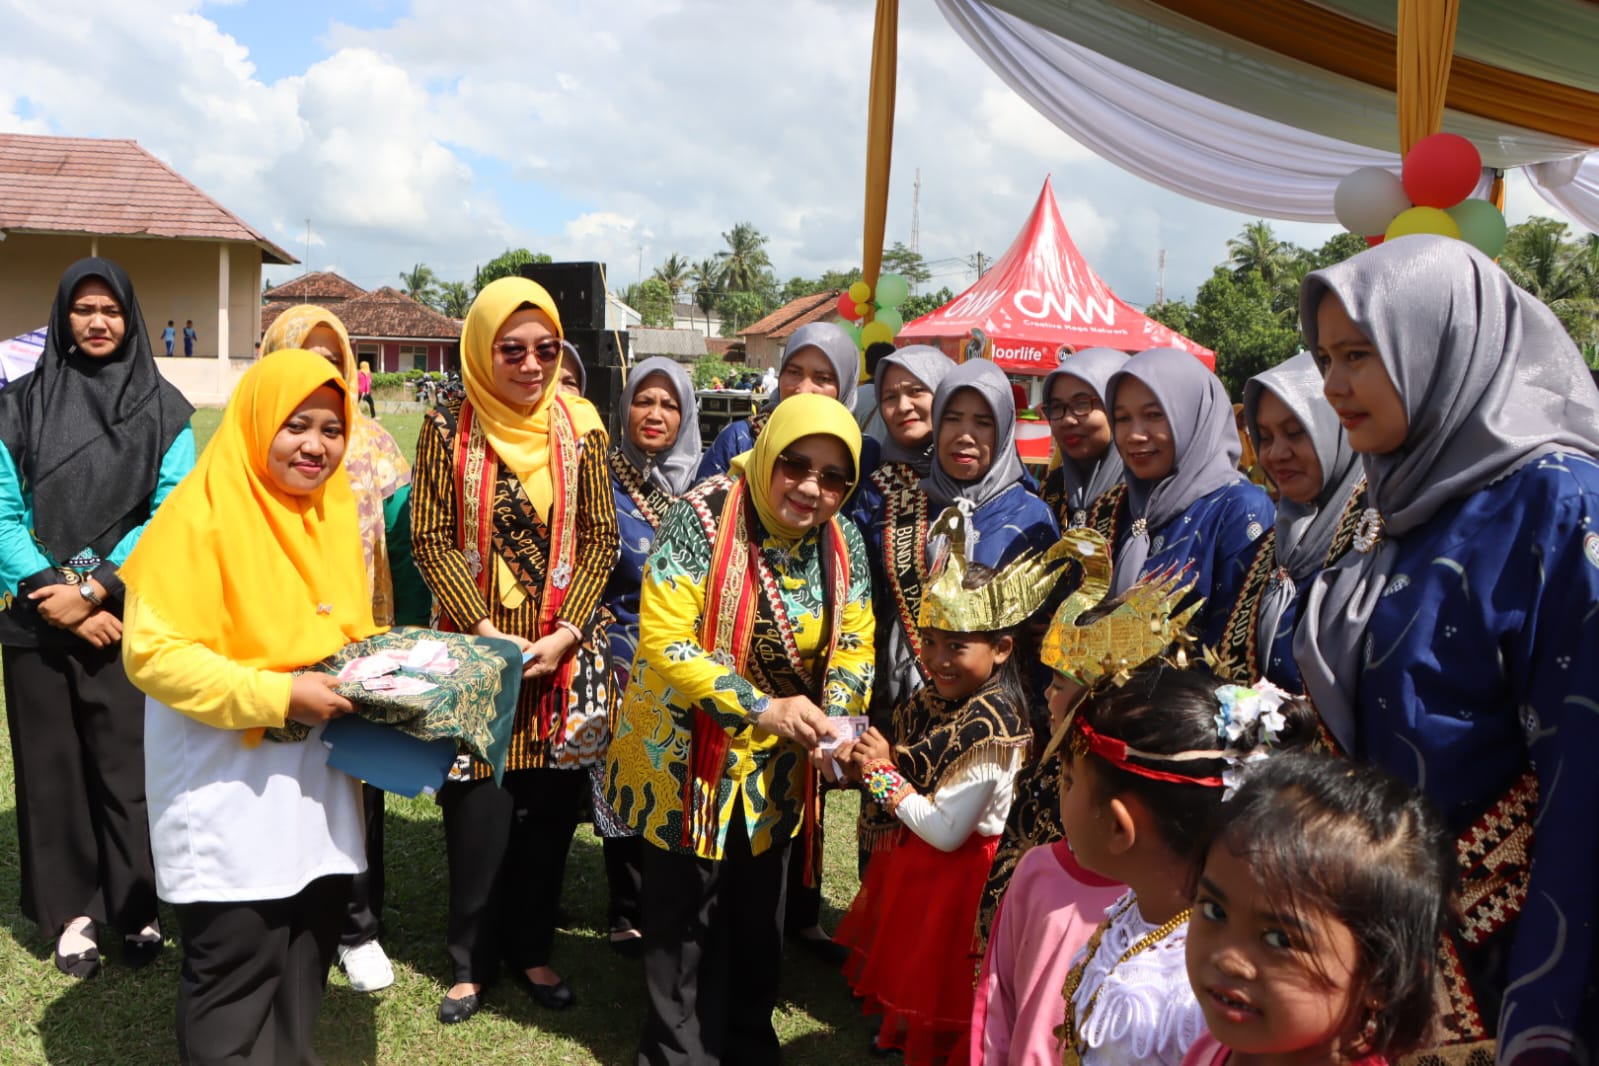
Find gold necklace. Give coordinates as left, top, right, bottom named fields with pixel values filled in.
left=1057, top=897, right=1194, bottom=1066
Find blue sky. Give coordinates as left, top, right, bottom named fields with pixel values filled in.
left=0, top=0, right=1579, bottom=306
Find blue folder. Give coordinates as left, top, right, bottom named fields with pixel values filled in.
left=321, top=713, right=459, bottom=798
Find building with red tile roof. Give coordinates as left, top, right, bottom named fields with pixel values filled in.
left=739, top=289, right=844, bottom=368
left=262, top=279, right=462, bottom=372
left=0, top=133, right=296, bottom=404
left=263, top=271, right=367, bottom=304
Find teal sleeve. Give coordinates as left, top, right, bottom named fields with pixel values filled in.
left=384, top=484, right=432, bottom=627
left=106, top=425, right=197, bottom=567
left=0, top=446, right=53, bottom=597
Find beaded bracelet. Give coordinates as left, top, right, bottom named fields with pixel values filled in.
left=864, top=760, right=913, bottom=812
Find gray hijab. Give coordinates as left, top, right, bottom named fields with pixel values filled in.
left=1105, top=348, right=1245, bottom=594
left=875, top=344, right=955, bottom=475
left=558, top=339, right=586, bottom=393
left=761, top=322, right=860, bottom=414
left=921, top=358, right=1027, bottom=510
left=618, top=356, right=702, bottom=496
left=1243, top=352, right=1362, bottom=664
left=1042, top=347, right=1128, bottom=516
left=1293, top=235, right=1599, bottom=750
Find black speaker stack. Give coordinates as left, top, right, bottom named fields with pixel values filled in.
left=518, top=261, right=629, bottom=435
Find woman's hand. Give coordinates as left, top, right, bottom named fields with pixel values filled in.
left=70, top=610, right=122, bottom=649
left=523, top=629, right=578, bottom=680
left=29, top=583, right=94, bottom=629
left=850, top=727, right=892, bottom=768
left=287, top=674, right=354, bottom=726
left=472, top=620, right=542, bottom=678
left=754, top=695, right=834, bottom=748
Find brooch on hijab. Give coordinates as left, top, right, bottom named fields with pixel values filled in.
left=1352, top=507, right=1384, bottom=554
left=1129, top=517, right=1148, bottom=539
left=317, top=603, right=333, bottom=615
left=1071, top=509, right=1089, bottom=528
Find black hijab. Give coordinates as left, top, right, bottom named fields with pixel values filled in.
left=0, top=258, right=194, bottom=562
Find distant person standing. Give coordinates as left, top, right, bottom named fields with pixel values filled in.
left=182, top=320, right=197, bottom=358
left=357, top=361, right=375, bottom=418
left=162, top=321, right=176, bottom=357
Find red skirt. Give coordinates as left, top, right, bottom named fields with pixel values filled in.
left=834, top=828, right=1000, bottom=1066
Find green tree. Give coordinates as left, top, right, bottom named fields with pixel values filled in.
left=436, top=280, right=472, bottom=318
left=1501, top=218, right=1599, bottom=347
left=473, top=248, right=552, bottom=294
left=1308, top=232, right=1368, bottom=270
left=817, top=267, right=864, bottom=293
left=690, top=356, right=737, bottom=389
left=1145, top=298, right=1199, bottom=340
left=899, top=285, right=954, bottom=323
left=632, top=278, right=675, bottom=328
left=716, top=222, right=774, bottom=294
left=881, top=241, right=932, bottom=289
left=1189, top=267, right=1301, bottom=398
left=652, top=254, right=692, bottom=305
left=399, top=263, right=439, bottom=307
left=690, top=258, right=724, bottom=334
left=1226, top=221, right=1295, bottom=289
left=718, top=291, right=766, bottom=336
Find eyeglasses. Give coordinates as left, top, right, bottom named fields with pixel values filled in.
left=1040, top=397, right=1099, bottom=422
left=774, top=452, right=854, bottom=495
left=494, top=338, right=563, bottom=365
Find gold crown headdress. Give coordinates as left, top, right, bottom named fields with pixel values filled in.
left=1040, top=551, right=1201, bottom=692
left=916, top=505, right=1074, bottom=633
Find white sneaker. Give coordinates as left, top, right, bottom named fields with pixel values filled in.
left=338, top=940, right=395, bottom=993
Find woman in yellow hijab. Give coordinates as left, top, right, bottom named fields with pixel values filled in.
left=603, top=393, right=876, bottom=1064
left=261, top=306, right=417, bottom=993
left=119, top=349, right=382, bottom=1065
left=410, top=276, right=618, bottom=1022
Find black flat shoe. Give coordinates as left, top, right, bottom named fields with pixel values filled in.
left=521, top=976, right=576, bottom=1011
left=438, top=991, right=482, bottom=1024
left=54, top=945, right=100, bottom=980
left=794, top=931, right=850, bottom=967
left=122, top=934, right=164, bottom=970
left=607, top=922, right=645, bottom=958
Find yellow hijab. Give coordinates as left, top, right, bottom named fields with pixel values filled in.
left=462, top=277, right=604, bottom=517
left=262, top=305, right=357, bottom=388
left=120, top=349, right=383, bottom=672
left=731, top=393, right=863, bottom=541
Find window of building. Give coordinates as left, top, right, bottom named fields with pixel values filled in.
left=400, top=345, right=429, bottom=371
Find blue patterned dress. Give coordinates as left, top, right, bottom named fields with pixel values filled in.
left=1129, top=481, right=1273, bottom=640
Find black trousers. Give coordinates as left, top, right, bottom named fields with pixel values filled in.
left=1, top=642, right=157, bottom=936
left=340, top=784, right=385, bottom=949
left=783, top=789, right=824, bottom=933
left=438, top=767, right=585, bottom=984
left=358, top=393, right=376, bottom=418
left=173, top=874, right=350, bottom=1066
left=637, top=807, right=791, bottom=1066
left=604, top=835, right=644, bottom=931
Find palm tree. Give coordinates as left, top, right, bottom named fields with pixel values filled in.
left=690, top=257, right=723, bottom=335
left=1501, top=218, right=1599, bottom=346
left=1227, top=221, right=1294, bottom=289
left=715, top=222, right=772, bottom=294
left=437, top=280, right=472, bottom=319
left=399, top=263, right=439, bottom=306
left=652, top=253, right=692, bottom=307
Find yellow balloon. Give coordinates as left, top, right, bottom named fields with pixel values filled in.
left=1384, top=206, right=1461, bottom=242
left=848, top=281, right=872, bottom=303
left=860, top=320, right=895, bottom=348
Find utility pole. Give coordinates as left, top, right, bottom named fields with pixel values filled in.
left=911, top=168, right=921, bottom=255
left=1155, top=248, right=1166, bottom=306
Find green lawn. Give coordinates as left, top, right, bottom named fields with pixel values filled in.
left=0, top=410, right=880, bottom=1065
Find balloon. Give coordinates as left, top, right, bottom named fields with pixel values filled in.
left=844, top=321, right=863, bottom=346
left=1333, top=167, right=1411, bottom=238
left=875, top=273, right=910, bottom=308
left=848, top=281, right=872, bottom=303
left=1364, top=234, right=1385, bottom=247
left=836, top=292, right=858, bottom=320
left=855, top=301, right=872, bottom=317
left=1446, top=198, right=1508, bottom=258
left=860, top=320, right=895, bottom=348
left=1402, top=133, right=1481, bottom=209
left=1384, top=206, right=1461, bottom=242
left=874, top=308, right=903, bottom=334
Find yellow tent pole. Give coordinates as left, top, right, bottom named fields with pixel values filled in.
left=1490, top=169, right=1507, bottom=211
left=861, top=0, right=899, bottom=324
left=1396, top=0, right=1460, bottom=153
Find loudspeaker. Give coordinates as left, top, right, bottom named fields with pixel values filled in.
left=566, top=327, right=629, bottom=434
left=519, top=261, right=606, bottom=331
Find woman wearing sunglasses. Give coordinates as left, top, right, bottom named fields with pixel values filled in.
left=605, top=393, right=875, bottom=1066
left=410, top=277, right=619, bottom=1024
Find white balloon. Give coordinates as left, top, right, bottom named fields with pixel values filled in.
left=1333, top=167, right=1412, bottom=237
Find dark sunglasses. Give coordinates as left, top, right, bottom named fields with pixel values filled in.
left=774, top=452, right=853, bottom=495
left=494, top=338, right=563, bottom=365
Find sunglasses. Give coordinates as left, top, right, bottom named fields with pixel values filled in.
left=774, top=452, right=854, bottom=496
left=494, top=338, right=563, bottom=365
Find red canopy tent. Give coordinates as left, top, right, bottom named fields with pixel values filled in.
left=899, top=177, right=1215, bottom=374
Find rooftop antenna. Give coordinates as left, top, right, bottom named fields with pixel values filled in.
left=1155, top=248, right=1167, bottom=306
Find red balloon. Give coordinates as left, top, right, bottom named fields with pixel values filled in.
left=1402, top=133, right=1482, bottom=209
left=836, top=292, right=858, bottom=321
left=1365, top=234, right=1385, bottom=247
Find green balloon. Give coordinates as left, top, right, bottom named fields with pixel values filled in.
left=875, top=273, right=910, bottom=308
left=874, top=307, right=903, bottom=334
left=845, top=321, right=863, bottom=347
left=1446, top=198, right=1507, bottom=258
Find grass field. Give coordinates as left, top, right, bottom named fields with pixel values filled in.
left=0, top=410, right=881, bottom=1065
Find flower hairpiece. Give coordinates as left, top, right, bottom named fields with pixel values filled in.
left=1214, top=678, right=1292, bottom=800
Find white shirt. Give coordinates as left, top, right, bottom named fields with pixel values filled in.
left=895, top=745, right=1025, bottom=851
